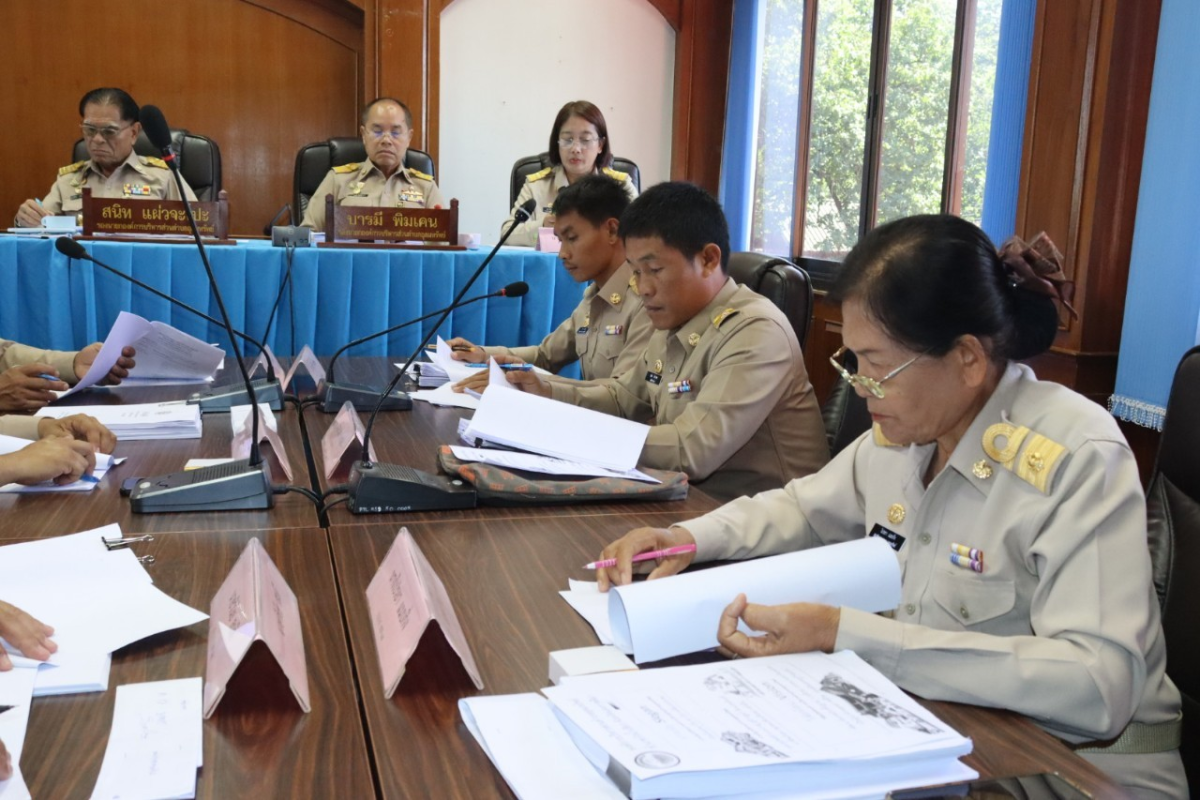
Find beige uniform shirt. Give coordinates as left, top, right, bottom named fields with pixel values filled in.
left=549, top=278, right=829, bottom=500
left=39, top=152, right=196, bottom=217
left=483, top=263, right=651, bottom=382
left=682, top=363, right=1185, bottom=795
left=301, top=160, right=445, bottom=230
left=502, top=165, right=639, bottom=247
left=0, top=339, right=80, bottom=439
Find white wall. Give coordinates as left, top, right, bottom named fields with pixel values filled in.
left=439, top=0, right=675, bottom=245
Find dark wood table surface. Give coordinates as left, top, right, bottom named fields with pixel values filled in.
left=308, top=357, right=722, bottom=525
left=0, top=376, right=321, bottom=538
left=17, top=527, right=373, bottom=799
left=329, top=516, right=1127, bottom=800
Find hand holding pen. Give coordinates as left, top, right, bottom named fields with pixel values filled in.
left=594, top=527, right=699, bottom=592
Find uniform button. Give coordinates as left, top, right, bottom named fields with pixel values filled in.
left=919, top=533, right=931, bottom=545
left=905, top=604, right=916, bottom=615
left=669, top=366, right=676, bottom=374
left=959, top=605, right=970, bottom=620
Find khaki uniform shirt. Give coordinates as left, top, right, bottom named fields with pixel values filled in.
left=0, top=339, right=80, bottom=439
left=502, top=165, right=638, bottom=247
left=682, top=363, right=1185, bottom=795
left=549, top=278, right=829, bottom=500
left=483, top=263, right=651, bottom=382
left=39, top=151, right=196, bottom=217
left=301, top=160, right=445, bottom=230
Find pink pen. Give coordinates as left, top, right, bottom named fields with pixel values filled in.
left=584, top=544, right=697, bottom=570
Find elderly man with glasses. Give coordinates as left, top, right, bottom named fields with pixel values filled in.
left=15, top=87, right=195, bottom=227
left=300, top=97, right=443, bottom=231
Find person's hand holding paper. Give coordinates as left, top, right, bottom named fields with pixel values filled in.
left=74, top=343, right=137, bottom=385
left=452, top=353, right=526, bottom=396
left=0, top=599, right=57, bottom=670
left=0, top=364, right=67, bottom=411
left=0, top=437, right=96, bottom=486
left=38, top=413, right=117, bottom=454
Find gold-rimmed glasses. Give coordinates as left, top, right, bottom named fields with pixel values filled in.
left=829, top=346, right=924, bottom=399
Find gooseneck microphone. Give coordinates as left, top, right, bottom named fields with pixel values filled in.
left=319, top=280, right=529, bottom=412
left=346, top=198, right=537, bottom=513
left=126, top=104, right=273, bottom=513
left=54, top=237, right=284, bottom=412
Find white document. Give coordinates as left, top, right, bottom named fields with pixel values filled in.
left=0, top=660, right=38, bottom=800
left=410, top=382, right=481, bottom=410
left=558, top=580, right=616, bottom=647
left=465, top=387, right=650, bottom=472
left=543, top=651, right=974, bottom=800
left=450, top=446, right=661, bottom=484
left=607, top=537, right=901, bottom=663
left=90, top=677, right=203, bottom=800
left=37, top=403, right=202, bottom=441
left=33, top=652, right=112, bottom=696
left=63, top=311, right=223, bottom=397
left=460, top=694, right=627, bottom=800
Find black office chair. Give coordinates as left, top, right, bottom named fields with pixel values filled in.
left=508, top=153, right=641, bottom=208
left=71, top=129, right=223, bottom=202
left=292, top=137, right=436, bottom=225
left=1146, top=344, right=1200, bottom=790
left=726, top=252, right=814, bottom=350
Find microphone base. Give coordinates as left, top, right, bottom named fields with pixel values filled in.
left=187, top=379, right=285, bottom=413
left=319, top=381, right=413, bottom=413
left=347, top=461, right=476, bottom=514
left=130, top=459, right=274, bottom=513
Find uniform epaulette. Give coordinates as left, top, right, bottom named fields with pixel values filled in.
left=981, top=422, right=1068, bottom=494
left=527, top=167, right=552, bottom=182
left=602, top=167, right=630, bottom=182
left=408, top=168, right=433, bottom=182
left=143, top=156, right=169, bottom=170
left=59, top=160, right=87, bottom=176
left=333, top=162, right=361, bottom=174
left=873, top=424, right=901, bottom=448
left=712, top=307, right=739, bottom=329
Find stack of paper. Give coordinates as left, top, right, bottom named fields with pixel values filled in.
left=401, top=337, right=480, bottom=389
left=37, top=402, right=202, bottom=440
left=462, top=651, right=977, bottom=800
left=0, top=525, right=208, bottom=696
left=63, top=311, right=224, bottom=396
left=91, top=678, right=203, bottom=800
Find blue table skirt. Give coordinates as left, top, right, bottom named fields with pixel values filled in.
left=0, top=238, right=583, bottom=360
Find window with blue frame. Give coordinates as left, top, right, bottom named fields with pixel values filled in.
left=727, top=0, right=1029, bottom=270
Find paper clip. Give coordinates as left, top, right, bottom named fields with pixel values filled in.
left=102, top=533, right=154, bottom=551
left=137, top=554, right=156, bottom=565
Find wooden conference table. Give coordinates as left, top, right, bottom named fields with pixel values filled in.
left=8, top=360, right=1125, bottom=798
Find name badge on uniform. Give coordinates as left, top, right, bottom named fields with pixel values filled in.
left=604, top=325, right=623, bottom=335
left=577, top=315, right=590, bottom=336
left=645, top=371, right=662, bottom=385
left=542, top=205, right=553, bottom=213
left=868, top=523, right=906, bottom=552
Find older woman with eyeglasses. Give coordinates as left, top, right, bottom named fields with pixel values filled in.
left=501, top=100, right=637, bottom=247
left=15, top=87, right=195, bottom=227
left=594, top=215, right=1185, bottom=797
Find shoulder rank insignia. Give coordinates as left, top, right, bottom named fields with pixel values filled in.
left=527, top=167, right=552, bottom=182
left=408, top=168, right=433, bottom=182
left=59, top=160, right=87, bottom=176
left=628, top=274, right=639, bottom=295
left=601, top=167, right=630, bottom=182
left=872, top=423, right=901, bottom=448
left=333, top=162, right=361, bottom=174
left=142, top=156, right=169, bottom=170
left=981, top=422, right=1067, bottom=494
left=712, top=307, right=739, bottom=329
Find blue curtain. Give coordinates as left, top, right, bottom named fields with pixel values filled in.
left=719, top=0, right=763, bottom=252
left=979, top=0, right=1036, bottom=245
left=1110, top=0, right=1200, bottom=430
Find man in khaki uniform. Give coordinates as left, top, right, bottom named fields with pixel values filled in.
left=300, top=97, right=444, bottom=231
left=449, top=174, right=651, bottom=385
left=0, top=339, right=136, bottom=412
left=15, top=87, right=194, bottom=226
left=504, top=182, right=829, bottom=500
left=503, top=163, right=637, bottom=247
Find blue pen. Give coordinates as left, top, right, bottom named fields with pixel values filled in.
left=465, top=363, right=533, bottom=371
left=35, top=373, right=61, bottom=382
left=79, top=474, right=100, bottom=484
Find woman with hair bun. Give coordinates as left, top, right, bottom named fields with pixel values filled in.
left=595, top=215, right=1185, bottom=797
left=501, top=100, right=637, bottom=246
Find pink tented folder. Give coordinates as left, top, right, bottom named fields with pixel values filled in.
left=366, top=528, right=483, bottom=697
left=203, top=538, right=311, bottom=718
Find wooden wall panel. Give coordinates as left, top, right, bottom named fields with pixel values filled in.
left=0, top=0, right=364, bottom=236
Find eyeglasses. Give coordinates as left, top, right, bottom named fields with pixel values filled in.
left=80, top=123, right=131, bottom=141
left=367, top=129, right=409, bottom=141
left=829, top=346, right=924, bottom=399
left=557, top=136, right=601, bottom=148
